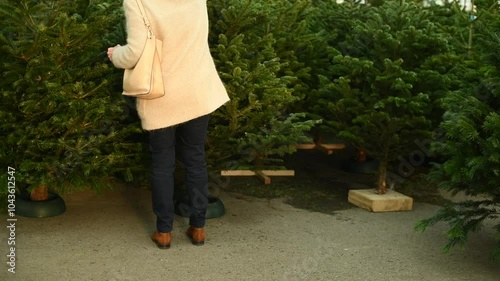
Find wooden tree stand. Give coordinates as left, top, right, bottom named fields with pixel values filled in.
left=220, top=142, right=345, bottom=184
left=348, top=189, right=413, bottom=212
left=220, top=169, right=295, bottom=185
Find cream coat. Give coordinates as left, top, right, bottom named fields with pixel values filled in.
left=112, top=0, right=229, bottom=130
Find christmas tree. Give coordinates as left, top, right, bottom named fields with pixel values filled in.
left=206, top=0, right=318, bottom=170
left=416, top=3, right=500, bottom=260
left=0, top=0, right=144, bottom=202
left=308, top=0, right=459, bottom=193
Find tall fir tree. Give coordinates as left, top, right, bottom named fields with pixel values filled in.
left=416, top=2, right=500, bottom=260
left=206, top=0, right=318, bottom=169
left=0, top=0, right=144, bottom=201
left=308, top=0, right=459, bottom=193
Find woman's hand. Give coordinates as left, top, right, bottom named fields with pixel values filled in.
left=107, top=44, right=121, bottom=61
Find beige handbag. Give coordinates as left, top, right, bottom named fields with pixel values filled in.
left=122, top=0, right=164, bottom=99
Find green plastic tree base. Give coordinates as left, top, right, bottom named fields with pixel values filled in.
left=17, top=192, right=66, bottom=218
left=174, top=195, right=225, bottom=219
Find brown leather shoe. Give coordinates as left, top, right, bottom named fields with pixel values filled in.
left=151, top=231, right=171, bottom=249
left=186, top=226, right=205, bottom=246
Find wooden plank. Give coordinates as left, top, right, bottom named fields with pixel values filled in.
left=316, top=144, right=346, bottom=155
left=261, top=170, right=295, bottom=176
left=255, top=170, right=271, bottom=184
left=295, top=144, right=316, bottom=150
left=321, top=144, right=346, bottom=150
left=220, top=170, right=256, bottom=176
left=295, top=143, right=346, bottom=155
left=220, top=169, right=295, bottom=184
left=221, top=170, right=295, bottom=176
left=315, top=144, right=334, bottom=155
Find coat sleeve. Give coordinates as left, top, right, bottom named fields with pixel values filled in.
left=111, top=0, right=148, bottom=69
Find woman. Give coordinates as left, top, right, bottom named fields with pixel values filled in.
left=107, top=0, right=229, bottom=249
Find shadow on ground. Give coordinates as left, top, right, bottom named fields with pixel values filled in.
left=219, top=148, right=447, bottom=215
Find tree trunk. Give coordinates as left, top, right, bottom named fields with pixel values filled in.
left=376, top=155, right=388, bottom=194
left=355, top=148, right=367, bottom=162
left=30, top=186, right=49, bottom=201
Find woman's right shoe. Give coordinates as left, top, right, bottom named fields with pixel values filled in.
left=151, top=231, right=171, bottom=249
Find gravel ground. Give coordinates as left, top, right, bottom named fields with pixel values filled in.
left=1, top=184, right=499, bottom=281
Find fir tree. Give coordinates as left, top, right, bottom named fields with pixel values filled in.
left=206, top=0, right=318, bottom=169
left=416, top=4, right=500, bottom=260
left=0, top=0, right=144, bottom=201
left=309, top=0, right=457, bottom=193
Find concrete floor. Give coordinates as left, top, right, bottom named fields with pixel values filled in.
left=1, top=185, right=499, bottom=281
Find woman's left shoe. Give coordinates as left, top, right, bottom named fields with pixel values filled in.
left=186, top=226, right=205, bottom=246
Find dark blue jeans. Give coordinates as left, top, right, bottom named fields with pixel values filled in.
left=149, top=114, right=210, bottom=233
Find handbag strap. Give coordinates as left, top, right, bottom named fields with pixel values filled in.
left=135, top=0, right=154, bottom=38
